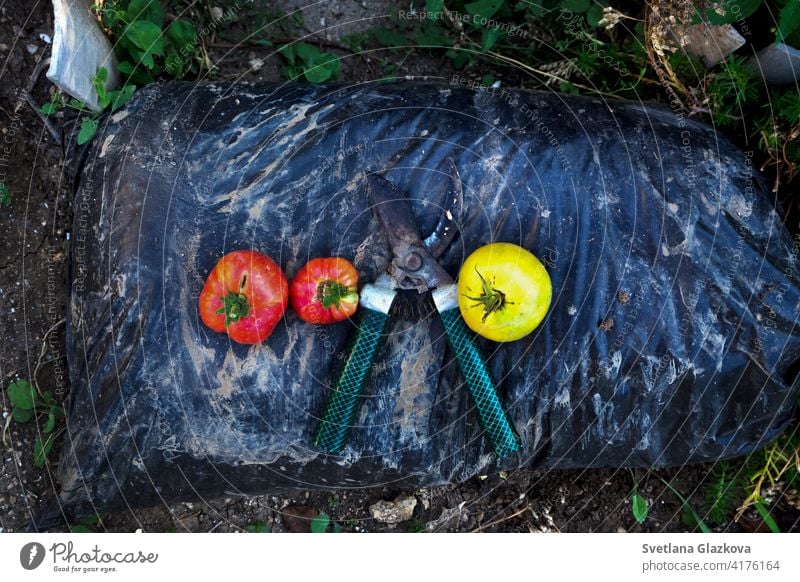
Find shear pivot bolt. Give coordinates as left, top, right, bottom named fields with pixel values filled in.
left=404, top=252, right=423, bottom=271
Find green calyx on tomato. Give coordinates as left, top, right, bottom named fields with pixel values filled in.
left=216, top=290, right=251, bottom=326
left=462, top=268, right=514, bottom=323
left=316, top=279, right=358, bottom=309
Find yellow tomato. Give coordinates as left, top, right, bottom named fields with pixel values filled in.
left=457, top=243, right=552, bottom=342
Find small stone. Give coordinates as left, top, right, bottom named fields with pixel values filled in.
left=599, top=317, right=614, bottom=331
left=249, top=58, right=264, bottom=72
left=26, top=43, right=38, bottom=55
left=39, top=33, right=51, bottom=44
left=369, top=495, right=417, bottom=524
left=211, top=6, right=224, bottom=21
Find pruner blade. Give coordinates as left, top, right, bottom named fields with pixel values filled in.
left=422, top=158, right=463, bottom=259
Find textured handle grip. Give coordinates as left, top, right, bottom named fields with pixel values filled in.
left=438, top=307, right=521, bottom=458
left=314, top=307, right=391, bottom=453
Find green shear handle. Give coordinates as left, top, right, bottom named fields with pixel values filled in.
left=315, top=283, right=520, bottom=458
left=314, top=303, right=392, bottom=453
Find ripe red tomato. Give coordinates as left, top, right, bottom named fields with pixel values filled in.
left=198, top=250, right=289, bottom=344
left=290, top=257, right=359, bottom=324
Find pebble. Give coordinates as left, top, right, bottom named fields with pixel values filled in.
left=26, top=44, right=38, bottom=55
left=39, top=33, right=51, bottom=44
left=249, top=58, right=264, bottom=72
left=369, top=495, right=417, bottom=524
left=211, top=6, right=223, bottom=21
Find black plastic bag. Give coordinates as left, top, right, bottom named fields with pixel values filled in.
left=38, top=82, right=800, bottom=527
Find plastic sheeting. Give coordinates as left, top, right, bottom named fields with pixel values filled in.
left=35, top=82, right=800, bottom=527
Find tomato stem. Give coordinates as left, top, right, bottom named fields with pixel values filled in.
left=216, top=290, right=250, bottom=326
left=316, top=279, right=355, bottom=309
left=463, top=268, right=513, bottom=323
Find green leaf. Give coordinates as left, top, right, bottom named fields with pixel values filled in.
left=79, top=514, right=101, bottom=526
left=116, top=61, right=156, bottom=84
left=777, top=1, right=800, bottom=42
left=465, top=0, right=504, bottom=21
left=12, top=407, right=34, bottom=423
left=660, top=477, right=712, bottom=533
left=110, top=84, right=137, bottom=112
left=753, top=500, right=781, bottom=533
left=43, top=412, right=57, bottom=433
left=40, top=102, right=59, bottom=115
left=414, top=26, right=453, bottom=47
left=631, top=493, right=648, bottom=524
left=310, top=513, right=331, bottom=533
left=117, top=60, right=136, bottom=75
left=482, top=73, right=495, bottom=86
left=340, top=32, right=369, bottom=52
left=587, top=4, right=605, bottom=27
left=372, top=28, right=409, bottom=49
left=124, top=20, right=164, bottom=56
left=481, top=27, right=502, bottom=51
left=0, top=184, right=9, bottom=207
left=167, top=19, right=197, bottom=53
left=7, top=379, right=36, bottom=410
left=305, top=56, right=340, bottom=83
left=94, top=66, right=108, bottom=84
left=446, top=49, right=473, bottom=69
left=34, top=433, right=57, bottom=467
left=245, top=521, right=270, bottom=533
left=426, top=0, right=444, bottom=18
left=126, top=0, right=164, bottom=27
left=705, top=0, right=762, bottom=26
left=77, top=118, right=99, bottom=145
left=295, top=42, right=322, bottom=63
left=278, top=44, right=296, bottom=66
left=41, top=391, right=55, bottom=405
left=164, top=50, right=185, bottom=78
left=561, top=0, right=591, bottom=12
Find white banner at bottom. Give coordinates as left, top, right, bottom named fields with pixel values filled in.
left=1, top=533, right=798, bottom=581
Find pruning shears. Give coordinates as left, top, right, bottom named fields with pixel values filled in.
left=314, top=160, right=521, bottom=458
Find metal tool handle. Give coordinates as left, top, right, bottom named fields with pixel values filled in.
left=434, top=287, right=521, bottom=459
left=314, top=285, right=394, bottom=453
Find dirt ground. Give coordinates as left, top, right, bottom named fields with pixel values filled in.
left=0, top=0, right=797, bottom=534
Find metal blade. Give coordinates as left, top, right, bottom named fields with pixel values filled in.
left=422, top=158, right=463, bottom=259
left=366, top=173, right=427, bottom=253
left=366, top=173, right=453, bottom=292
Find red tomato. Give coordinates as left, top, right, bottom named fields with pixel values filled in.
left=198, top=250, right=289, bottom=344
left=290, top=257, right=359, bottom=324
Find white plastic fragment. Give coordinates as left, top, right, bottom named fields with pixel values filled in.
left=751, top=43, right=800, bottom=86
left=47, top=0, right=119, bottom=112
left=681, top=23, right=745, bottom=68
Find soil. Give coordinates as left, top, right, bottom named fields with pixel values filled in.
left=0, top=0, right=798, bottom=534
